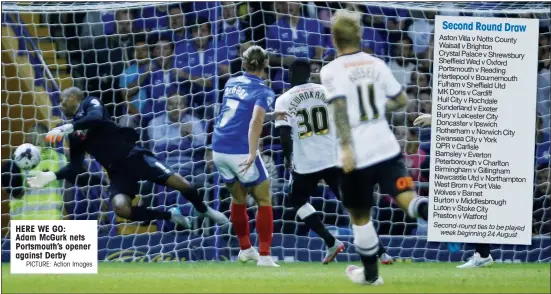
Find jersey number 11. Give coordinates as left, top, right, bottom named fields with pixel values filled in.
left=357, top=83, right=379, bottom=121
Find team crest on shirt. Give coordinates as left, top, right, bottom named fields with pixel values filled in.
left=90, top=99, right=101, bottom=107
left=75, top=130, right=87, bottom=140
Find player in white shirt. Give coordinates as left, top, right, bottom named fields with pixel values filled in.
left=275, top=59, right=344, bottom=263
left=275, top=59, right=394, bottom=265
left=320, top=10, right=429, bottom=285
left=414, top=114, right=494, bottom=269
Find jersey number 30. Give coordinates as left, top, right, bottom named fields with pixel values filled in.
left=297, top=106, right=329, bottom=139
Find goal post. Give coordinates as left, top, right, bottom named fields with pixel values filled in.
left=1, top=1, right=549, bottom=263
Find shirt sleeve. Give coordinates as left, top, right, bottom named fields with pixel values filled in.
left=274, top=93, right=291, bottom=128
left=320, top=66, right=347, bottom=103
left=254, top=88, right=274, bottom=112
left=379, top=62, right=403, bottom=99
left=54, top=135, right=85, bottom=180
left=71, top=98, right=106, bottom=130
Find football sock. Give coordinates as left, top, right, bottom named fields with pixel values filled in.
left=418, top=202, right=429, bottom=221
left=230, top=203, right=251, bottom=250
left=256, top=206, right=274, bottom=256
left=377, top=235, right=387, bottom=256
left=130, top=206, right=171, bottom=221
left=182, top=188, right=208, bottom=214
left=297, top=203, right=336, bottom=248
left=408, top=196, right=429, bottom=221
left=475, top=243, right=491, bottom=258
left=352, top=221, right=380, bottom=282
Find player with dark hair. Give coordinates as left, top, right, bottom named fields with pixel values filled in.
left=212, top=45, right=282, bottom=267
left=320, top=10, right=429, bottom=285
left=275, top=58, right=344, bottom=263
left=27, top=87, right=229, bottom=229
left=275, top=59, right=393, bottom=265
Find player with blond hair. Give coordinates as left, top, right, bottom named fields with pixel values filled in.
left=212, top=45, right=280, bottom=267
left=320, top=10, right=429, bottom=285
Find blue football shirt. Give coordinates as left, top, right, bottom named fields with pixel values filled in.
left=212, top=73, right=275, bottom=154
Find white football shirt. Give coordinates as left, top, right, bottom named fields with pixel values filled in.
left=320, top=52, right=403, bottom=169
left=274, top=83, right=337, bottom=174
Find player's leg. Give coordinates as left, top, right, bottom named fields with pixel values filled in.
left=212, top=151, right=260, bottom=262
left=378, top=156, right=429, bottom=222
left=376, top=235, right=393, bottom=264
left=458, top=243, right=493, bottom=268
left=247, top=179, right=278, bottom=267
left=340, top=169, right=383, bottom=285
left=109, top=176, right=191, bottom=229
left=138, top=152, right=229, bottom=225
left=225, top=180, right=259, bottom=262
left=165, top=173, right=229, bottom=224
left=236, top=153, right=277, bottom=267
left=326, top=168, right=391, bottom=264
left=296, top=168, right=344, bottom=263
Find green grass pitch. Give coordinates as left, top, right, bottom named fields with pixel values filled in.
left=2, top=261, right=549, bottom=293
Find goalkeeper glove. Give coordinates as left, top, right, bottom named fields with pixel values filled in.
left=27, top=171, right=57, bottom=189
left=413, top=114, right=432, bottom=127
left=45, top=124, right=74, bottom=143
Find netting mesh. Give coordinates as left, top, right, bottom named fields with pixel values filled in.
left=1, top=1, right=549, bottom=263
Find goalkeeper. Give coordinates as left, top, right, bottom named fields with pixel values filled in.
left=28, top=87, right=230, bottom=229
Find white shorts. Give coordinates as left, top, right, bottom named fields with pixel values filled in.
left=213, top=151, right=269, bottom=187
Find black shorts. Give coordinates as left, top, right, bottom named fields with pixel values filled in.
left=108, top=149, right=174, bottom=198
left=289, top=167, right=341, bottom=207
left=340, top=155, right=414, bottom=210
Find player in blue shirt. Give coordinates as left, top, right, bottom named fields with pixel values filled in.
left=212, top=46, right=279, bottom=267
left=27, top=87, right=229, bottom=230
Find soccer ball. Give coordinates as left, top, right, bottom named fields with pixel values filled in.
left=13, top=143, right=41, bottom=170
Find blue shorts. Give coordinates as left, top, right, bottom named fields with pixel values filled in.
left=108, top=149, right=174, bottom=198
left=212, top=151, right=268, bottom=187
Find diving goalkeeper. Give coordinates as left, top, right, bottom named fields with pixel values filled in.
left=27, top=87, right=229, bottom=229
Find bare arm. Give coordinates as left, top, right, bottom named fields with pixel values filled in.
left=329, top=97, right=353, bottom=148
left=278, top=126, right=293, bottom=169
left=248, top=105, right=266, bottom=156
left=386, top=91, right=408, bottom=114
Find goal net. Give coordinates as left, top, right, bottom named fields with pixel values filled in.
left=1, top=1, right=549, bottom=263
